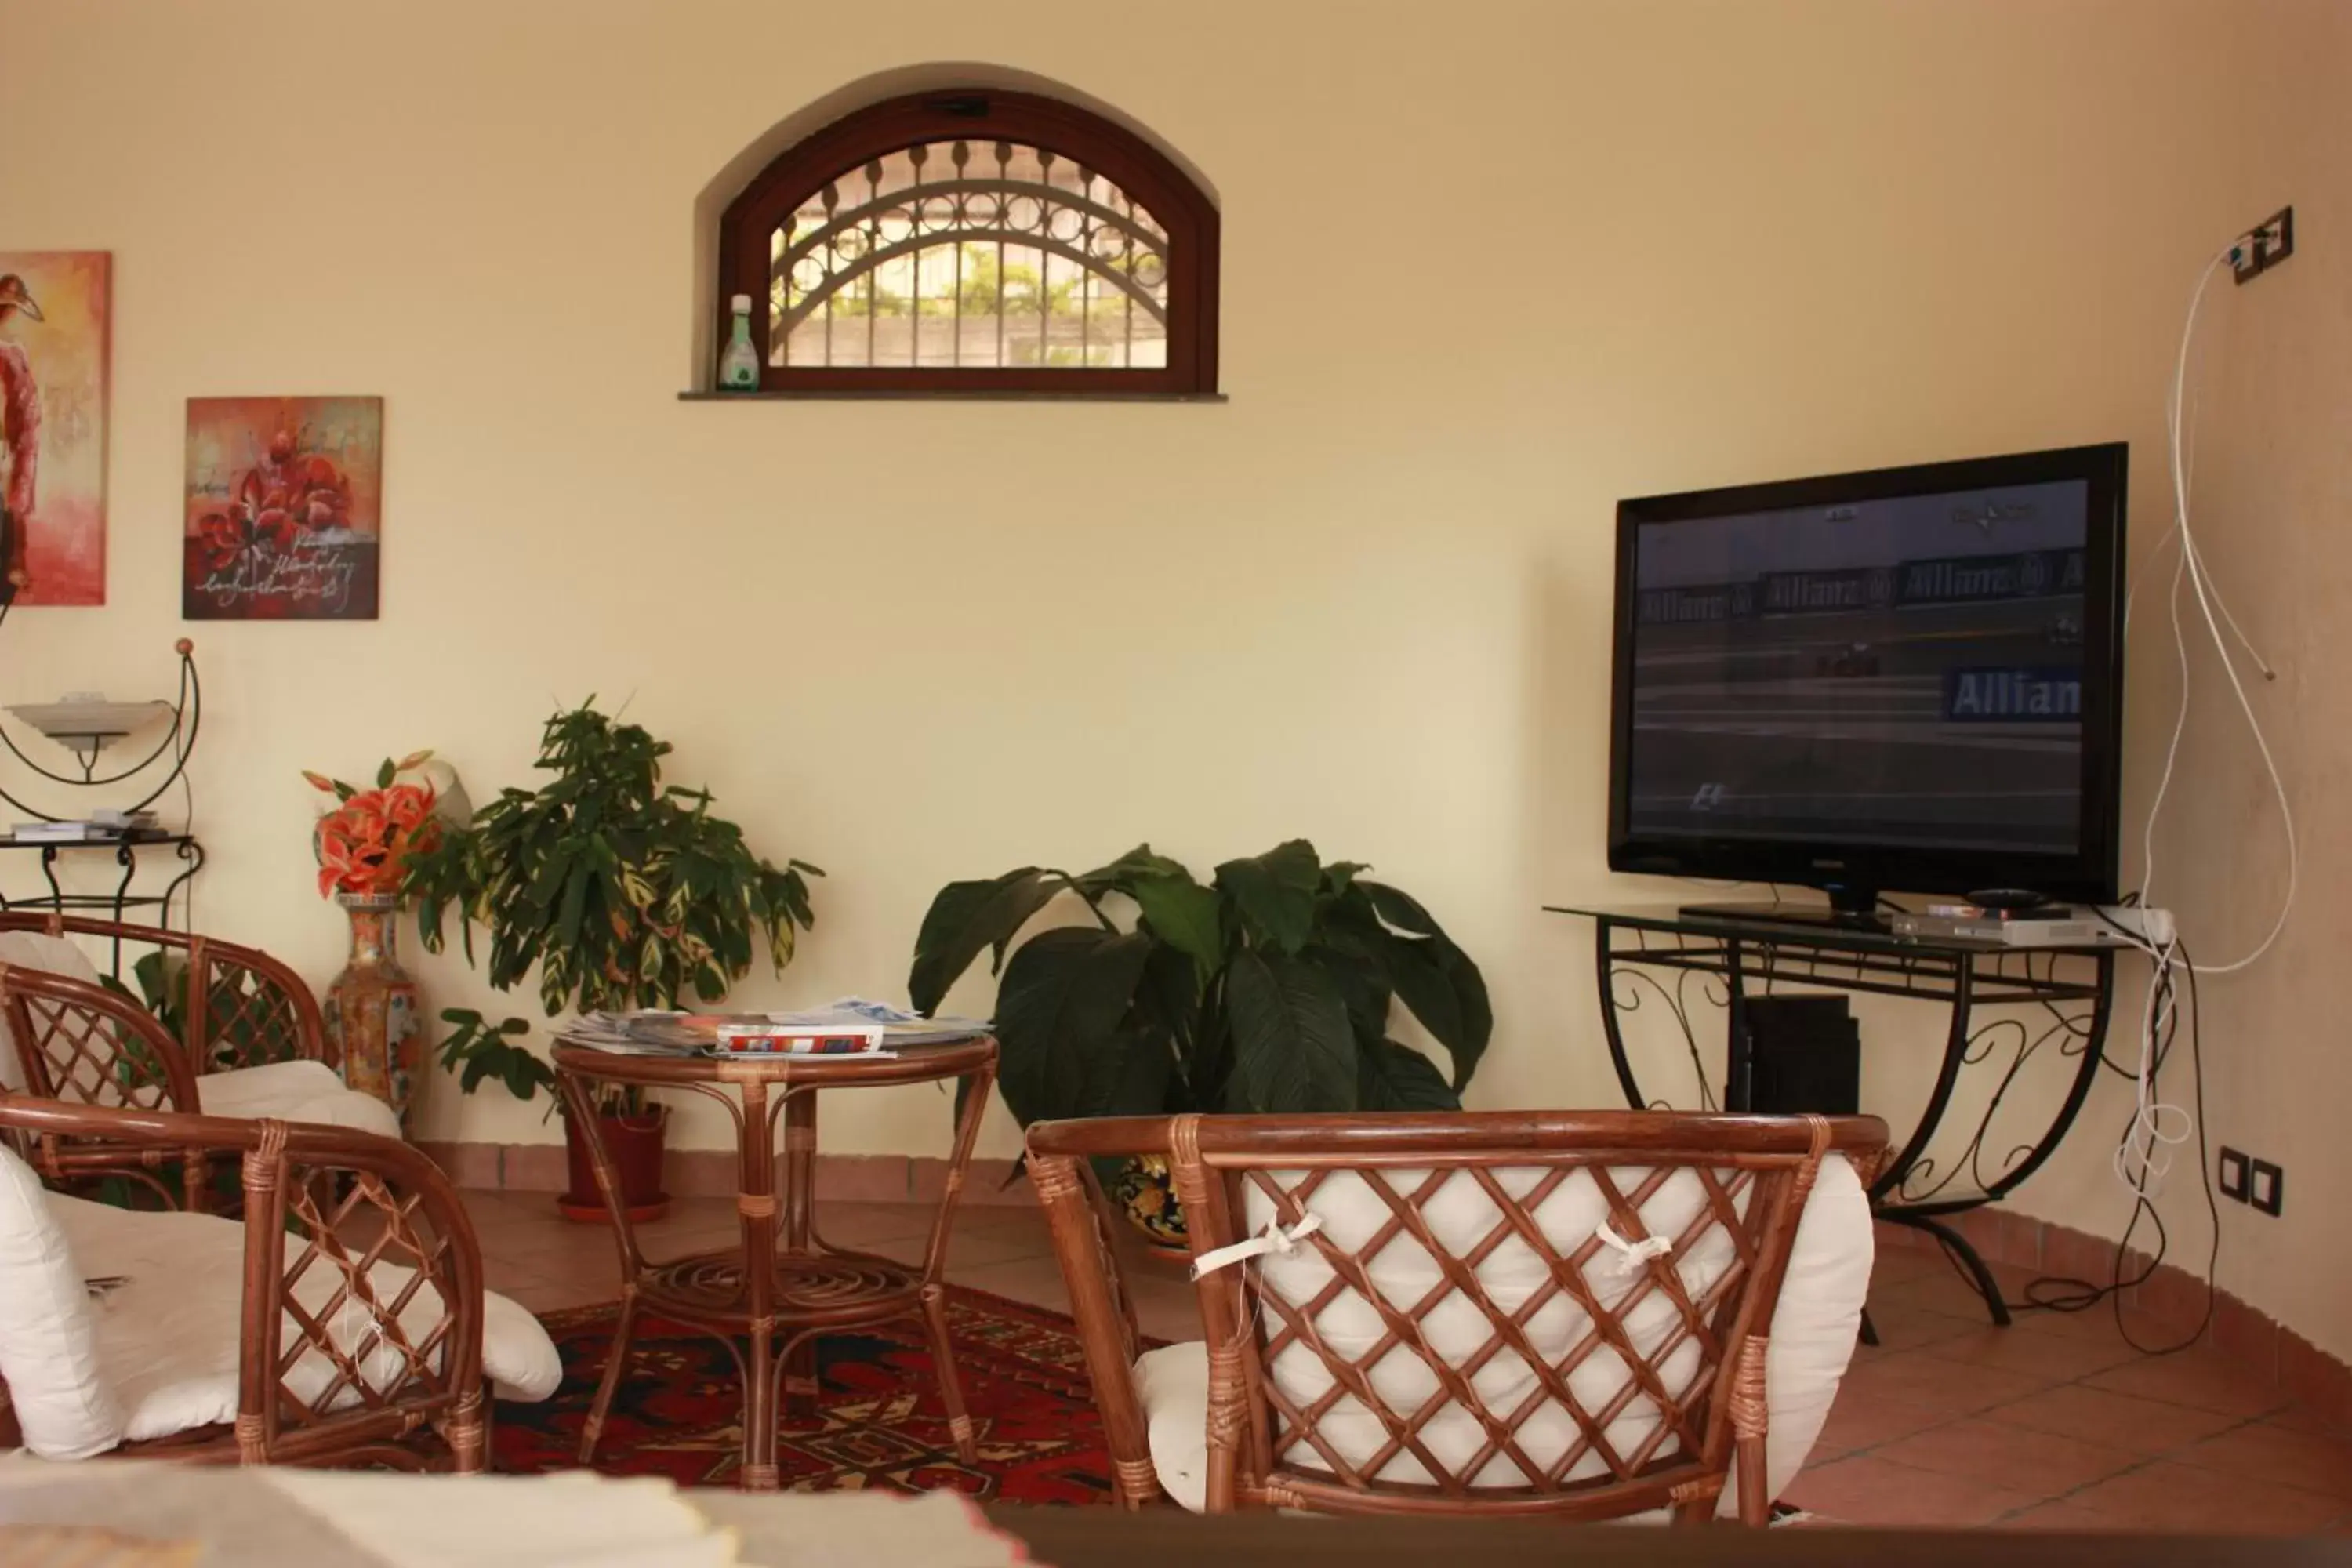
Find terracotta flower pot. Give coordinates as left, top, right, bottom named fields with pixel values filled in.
left=557, top=1104, right=670, bottom=1224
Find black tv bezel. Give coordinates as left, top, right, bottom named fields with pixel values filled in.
left=1606, top=441, right=2129, bottom=906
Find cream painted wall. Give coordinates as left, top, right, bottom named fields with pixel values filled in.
left=1995, top=0, right=2352, bottom=1357
left=7, top=0, right=2331, bottom=1339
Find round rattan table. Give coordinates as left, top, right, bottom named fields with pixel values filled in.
left=551, top=1032, right=999, bottom=1492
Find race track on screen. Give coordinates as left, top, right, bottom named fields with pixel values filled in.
left=1626, top=595, right=2083, bottom=855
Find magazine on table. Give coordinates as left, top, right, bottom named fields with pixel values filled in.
left=561, top=1000, right=989, bottom=1056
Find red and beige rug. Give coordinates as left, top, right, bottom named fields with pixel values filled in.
left=493, top=1287, right=1127, bottom=1502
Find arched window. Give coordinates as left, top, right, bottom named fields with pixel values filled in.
left=718, top=90, right=1218, bottom=395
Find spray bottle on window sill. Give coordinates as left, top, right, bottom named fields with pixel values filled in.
left=718, top=294, right=760, bottom=391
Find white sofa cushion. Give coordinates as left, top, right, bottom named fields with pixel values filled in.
left=195, top=1059, right=404, bottom=1141
left=0, top=1143, right=124, bottom=1458
left=1135, top=1152, right=1871, bottom=1515
left=0, top=931, right=105, bottom=1093
left=53, top=1192, right=561, bottom=1443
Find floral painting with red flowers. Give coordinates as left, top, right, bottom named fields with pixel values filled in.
left=307, top=750, right=464, bottom=901
left=184, top=395, right=380, bottom=620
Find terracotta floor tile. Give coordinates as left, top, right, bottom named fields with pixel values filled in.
left=1869, top=1268, right=2004, bottom=1323
left=950, top=1254, right=1077, bottom=1312
left=499, top=1276, right=612, bottom=1314
left=2083, top=1348, right=2292, bottom=1418
left=2002, top=1301, right=2163, bottom=1343
left=1127, top=1279, right=1206, bottom=1345
left=871, top=1228, right=1053, bottom=1271
left=1871, top=1415, right=2140, bottom=1495
left=1805, top=1388, right=1961, bottom=1460
left=1780, top=1453, right=2045, bottom=1527
left=2176, top=1421, right=2352, bottom=1502
left=2270, top=1403, right=2352, bottom=1443
left=1869, top=1248, right=1953, bottom=1287
left=1998, top=1498, right=2149, bottom=1530
left=808, top=1203, right=953, bottom=1247
left=1918, top=1323, right=2147, bottom=1381
left=1841, top=1348, right=2051, bottom=1414
left=1982, top=1385, right=2244, bottom=1456
left=2065, top=1459, right=2352, bottom=1535
left=1856, top=1302, right=1983, bottom=1354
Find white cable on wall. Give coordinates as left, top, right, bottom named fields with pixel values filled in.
left=2106, top=235, right=2303, bottom=1202
left=2136, top=243, right=2300, bottom=978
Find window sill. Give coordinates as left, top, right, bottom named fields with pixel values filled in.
left=677, top=390, right=1229, bottom=404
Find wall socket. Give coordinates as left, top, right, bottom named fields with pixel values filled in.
left=2249, top=1157, right=2285, bottom=1216
left=2232, top=206, right=2295, bottom=285
left=2220, top=1147, right=2285, bottom=1214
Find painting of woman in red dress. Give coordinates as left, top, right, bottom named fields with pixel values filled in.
left=0, top=252, right=110, bottom=607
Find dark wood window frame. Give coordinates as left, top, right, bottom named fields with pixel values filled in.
left=717, top=89, right=1220, bottom=397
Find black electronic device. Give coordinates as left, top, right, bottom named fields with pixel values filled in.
left=1607, top=443, right=2129, bottom=917
left=1739, top=995, right=1861, bottom=1117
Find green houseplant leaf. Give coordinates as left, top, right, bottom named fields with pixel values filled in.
left=993, top=926, right=1156, bottom=1127
left=1358, top=1036, right=1459, bottom=1111
left=405, top=702, right=822, bottom=1115
left=913, top=840, right=1486, bottom=1132
left=1214, top=840, right=1322, bottom=955
left=1126, top=872, right=1222, bottom=977
left=907, top=867, right=1069, bottom=1016
left=1225, top=948, right=1358, bottom=1113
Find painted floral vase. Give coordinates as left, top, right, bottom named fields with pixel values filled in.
left=1112, top=1153, right=1189, bottom=1253
left=321, top=893, right=423, bottom=1127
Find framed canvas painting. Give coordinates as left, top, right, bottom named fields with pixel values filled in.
left=0, top=251, right=110, bottom=607
left=183, top=396, right=382, bottom=621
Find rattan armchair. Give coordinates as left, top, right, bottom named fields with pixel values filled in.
left=0, top=1092, right=506, bottom=1470
left=1028, top=1109, right=1888, bottom=1523
left=0, top=918, right=395, bottom=1210
left=0, top=913, right=332, bottom=1076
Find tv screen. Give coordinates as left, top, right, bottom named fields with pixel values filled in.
left=1608, top=444, right=2127, bottom=907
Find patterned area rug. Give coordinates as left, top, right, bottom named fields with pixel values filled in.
left=493, top=1287, right=1127, bottom=1502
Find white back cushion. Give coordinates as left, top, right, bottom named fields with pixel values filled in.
left=0, top=931, right=107, bottom=1094
left=0, top=1142, right=124, bottom=1457
left=1138, top=1153, right=1871, bottom=1512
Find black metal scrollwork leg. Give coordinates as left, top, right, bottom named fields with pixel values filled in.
left=1585, top=915, right=2117, bottom=1331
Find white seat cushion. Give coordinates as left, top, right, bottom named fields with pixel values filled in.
left=0, top=931, right=106, bottom=1093
left=1134, top=1152, right=1871, bottom=1515
left=194, top=1059, right=404, bottom=1141
left=0, top=1145, right=123, bottom=1458
left=52, top=1191, right=561, bottom=1444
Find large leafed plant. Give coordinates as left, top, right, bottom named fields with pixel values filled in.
left=403, top=702, right=821, bottom=1109
left=909, top=840, right=1490, bottom=1127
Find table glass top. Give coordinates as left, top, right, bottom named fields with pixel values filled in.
left=1545, top=902, right=2125, bottom=956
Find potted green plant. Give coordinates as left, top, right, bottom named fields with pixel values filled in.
left=908, top=840, right=1489, bottom=1246
left=404, top=702, right=820, bottom=1221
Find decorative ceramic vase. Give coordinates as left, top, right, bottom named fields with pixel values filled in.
left=321, top=892, right=423, bottom=1127
left=1112, top=1153, right=1189, bottom=1254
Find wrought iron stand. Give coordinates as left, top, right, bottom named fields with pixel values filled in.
left=1552, top=906, right=2116, bottom=1327
left=0, top=639, right=206, bottom=960
left=0, top=836, right=206, bottom=969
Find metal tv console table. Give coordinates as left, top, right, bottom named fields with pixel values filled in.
left=1551, top=903, right=2118, bottom=1326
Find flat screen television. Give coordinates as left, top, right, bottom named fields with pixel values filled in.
left=1607, top=442, right=2128, bottom=917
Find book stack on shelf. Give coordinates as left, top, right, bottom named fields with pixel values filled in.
left=8, top=810, right=167, bottom=845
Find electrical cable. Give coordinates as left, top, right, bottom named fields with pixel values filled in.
left=2139, top=244, right=2299, bottom=977
left=1991, top=936, right=2219, bottom=1355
